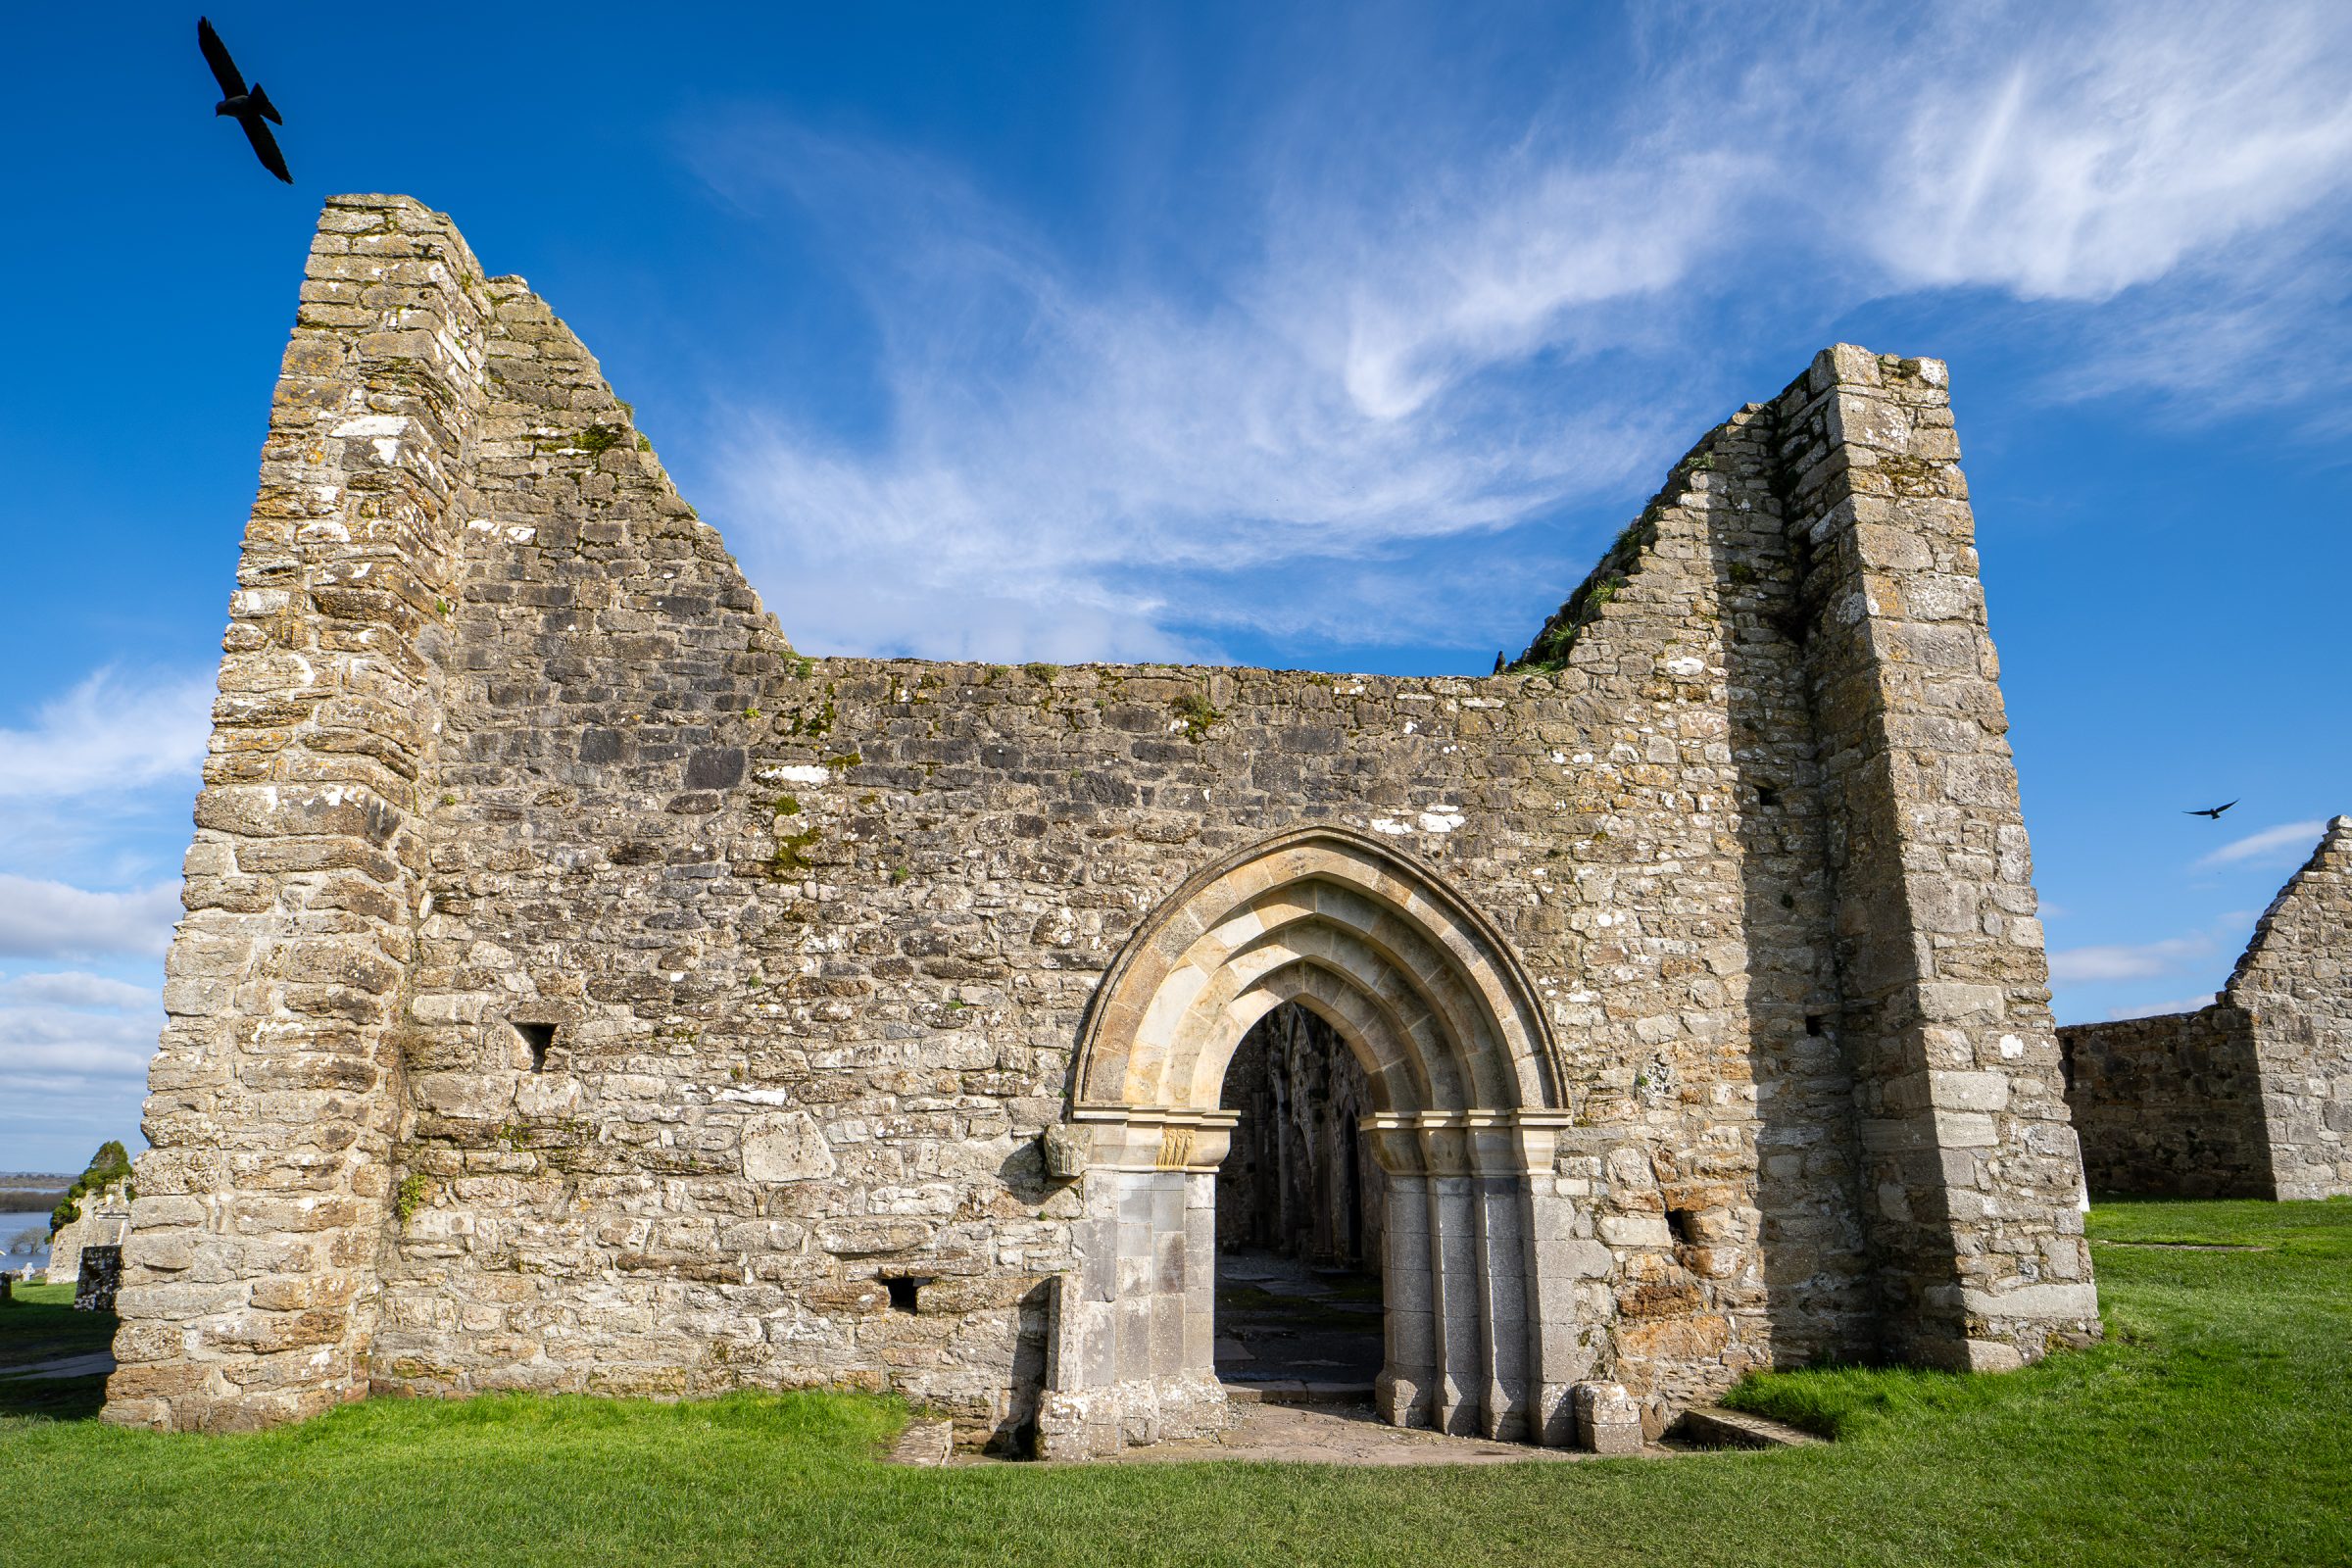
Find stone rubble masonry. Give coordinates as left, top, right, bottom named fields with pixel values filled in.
left=105, top=195, right=2100, bottom=1445
left=2060, top=1006, right=2269, bottom=1197
left=2060, top=816, right=2352, bottom=1200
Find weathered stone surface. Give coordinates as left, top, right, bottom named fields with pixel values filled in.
left=105, top=195, right=2101, bottom=1450
left=1573, top=1380, right=1643, bottom=1454
left=45, top=1181, right=130, bottom=1285
left=740, top=1112, right=838, bottom=1182
left=2061, top=817, right=2352, bottom=1200
left=74, top=1247, right=123, bottom=1312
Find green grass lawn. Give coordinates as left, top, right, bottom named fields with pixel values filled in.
left=2, top=1200, right=2346, bottom=1567
left=0, top=1281, right=116, bottom=1421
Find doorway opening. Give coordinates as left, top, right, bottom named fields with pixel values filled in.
left=1214, top=1002, right=1385, bottom=1396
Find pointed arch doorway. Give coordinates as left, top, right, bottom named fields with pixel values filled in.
left=1037, top=827, right=1586, bottom=1458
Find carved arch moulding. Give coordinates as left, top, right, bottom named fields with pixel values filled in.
left=1038, top=827, right=1592, bottom=1459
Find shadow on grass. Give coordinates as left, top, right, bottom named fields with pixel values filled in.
left=0, top=1285, right=114, bottom=1423
left=0, top=1372, right=108, bottom=1421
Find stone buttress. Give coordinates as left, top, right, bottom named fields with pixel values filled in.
left=106, top=197, right=490, bottom=1429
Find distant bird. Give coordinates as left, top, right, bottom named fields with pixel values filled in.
left=2185, top=800, right=2238, bottom=819
left=198, top=18, right=291, bottom=183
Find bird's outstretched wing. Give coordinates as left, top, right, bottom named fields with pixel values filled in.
left=2216, top=799, right=2238, bottom=815
left=197, top=18, right=248, bottom=98
left=241, top=116, right=293, bottom=183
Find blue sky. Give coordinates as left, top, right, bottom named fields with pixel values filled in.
left=2, top=1, right=2347, bottom=1172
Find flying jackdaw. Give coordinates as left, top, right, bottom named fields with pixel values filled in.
left=198, top=18, right=292, bottom=183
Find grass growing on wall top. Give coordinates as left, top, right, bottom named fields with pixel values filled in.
left=2, top=1200, right=2347, bottom=1566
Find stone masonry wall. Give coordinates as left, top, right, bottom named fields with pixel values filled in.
left=2060, top=817, right=2352, bottom=1200
left=108, top=194, right=2098, bottom=1442
left=2059, top=1004, right=2269, bottom=1197
left=45, top=1184, right=132, bottom=1287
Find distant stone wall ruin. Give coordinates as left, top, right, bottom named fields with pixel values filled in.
left=105, top=194, right=2100, bottom=1449
left=2061, top=817, right=2352, bottom=1200
left=45, top=1184, right=131, bottom=1287
left=2060, top=1004, right=2269, bottom=1197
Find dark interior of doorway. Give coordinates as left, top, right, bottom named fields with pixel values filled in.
left=1215, top=1002, right=1384, bottom=1394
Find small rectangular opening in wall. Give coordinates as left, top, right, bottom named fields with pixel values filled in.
left=1804, top=1014, right=1826, bottom=1038
left=514, top=1022, right=557, bottom=1072
left=882, top=1275, right=932, bottom=1314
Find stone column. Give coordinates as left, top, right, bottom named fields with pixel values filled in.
left=1775, top=345, right=2099, bottom=1370
left=1373, top=1159, right=1437, bottom=1428
left=104, top=196, right=490, bottom=1431
left=1366, top=1111, right=1574, bottom=1445
left=1037, top=1110, right=1234, bottom=1458
left=1512, top=1118, right=1583, bottom=1446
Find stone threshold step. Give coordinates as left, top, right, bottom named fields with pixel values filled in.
left=1673, top=1405, right=1824, bottom=1449
left=884, top=1417, right=955, bottom=1466
left=1222, top=1379, right=1376, bottom=1406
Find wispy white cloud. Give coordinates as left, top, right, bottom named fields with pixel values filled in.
left=1861, top=5, right=2352, bottom=301
left=0, top=667, right=211, bottom=804
left=0, top=972, right=159, bottom=1010
left=2105, top=993, right=2217, bottom=1022
left=683, top=1, right=2352, bottom=662
left=0, top=1004, right=159, bottom=1079
left=2047, top=933, right=2219, bottom=984
left=699, top=123, right=1686, bottom=661
left=0, top=980, right=161, bottom=1166
left=2196, top=819, right=2328, bottom=870
left=0, top=876, right=179, bottom=961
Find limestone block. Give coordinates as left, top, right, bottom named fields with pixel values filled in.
left=1598, top=1213, right=1671, bottom=1249
left=742, top=1111, right=838, bottom=1182
left=813, top=1217, right=933, bottom=1255
left=1573, top=1380, right=1644, bottom=1454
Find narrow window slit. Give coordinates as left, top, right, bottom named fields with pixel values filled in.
left=882, top=1275, right=930, bottom=1314
left=514, top=1021, right=557, bottom=1072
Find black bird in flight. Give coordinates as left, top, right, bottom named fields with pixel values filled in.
left=198, top=18, right=291, bottom=183
left=2185, top=800, right=2238, bottom=819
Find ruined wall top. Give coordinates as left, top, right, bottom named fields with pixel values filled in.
left=2226, top=816, right=2352, bottom=1004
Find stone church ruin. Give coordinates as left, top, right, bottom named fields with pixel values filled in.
left=104, top=195, right=2102, bottom=1453
left=2060, top=818, right=2352, bottom=1201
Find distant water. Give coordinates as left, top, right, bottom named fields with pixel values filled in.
left=2, top=1210, right=54, bottom=1274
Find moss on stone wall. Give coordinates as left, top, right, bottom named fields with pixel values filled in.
left=1509, top=514, right=1659, bottom=673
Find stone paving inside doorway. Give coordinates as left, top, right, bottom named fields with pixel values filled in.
left=1212, top=1248, right=1385, bottom=1398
